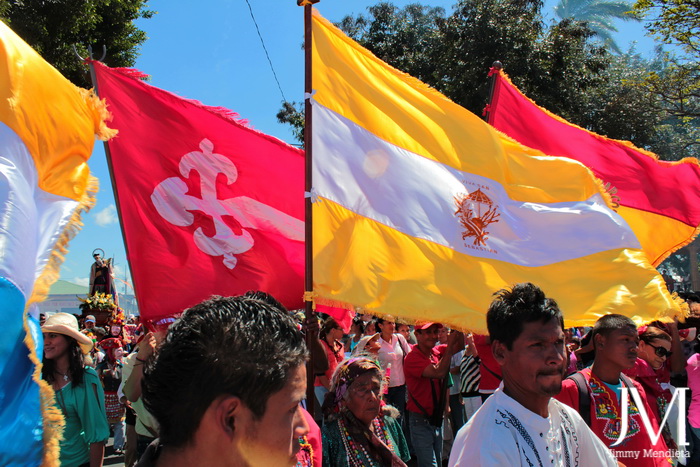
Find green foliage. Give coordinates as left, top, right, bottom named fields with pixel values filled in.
left=278, top=0, right=679, bottom=157
left=576, top=50, right=661, bottom=146
left=632, top=0, right=700, bottom=159
left=635, top=0, right=700, bottom=56
left=337, top=3, right=446, bottom=85
left=0, top=0, right=154, bottom=88
left=553, top=0, right=641, bottom=54
left=436, top=0, right=545, bottom=114
left=276, top=101, right=305, bottom=146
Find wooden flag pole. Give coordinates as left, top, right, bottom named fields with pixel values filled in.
left=300, top=0, right=319, bottom=418
left=483, top=60, right=502, bottom=123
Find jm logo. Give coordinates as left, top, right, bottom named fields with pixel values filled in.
left=612, top=387, right=688, bottom=447
left=151, top=138, right=304, bottom=269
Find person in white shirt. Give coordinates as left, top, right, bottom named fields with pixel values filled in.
left=376, top=315, right=411, bottom=420
left=449, top=283, right=619, bottom=467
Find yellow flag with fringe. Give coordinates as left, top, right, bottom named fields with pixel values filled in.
left=310, top=9, right=681, bottom=332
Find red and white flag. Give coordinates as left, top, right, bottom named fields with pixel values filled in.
left=93, top=62, right=304, bottom=322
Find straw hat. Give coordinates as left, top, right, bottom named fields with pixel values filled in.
left=42, top=313, right=94, bottom=354
left=352, top=333, right=380, bottom=356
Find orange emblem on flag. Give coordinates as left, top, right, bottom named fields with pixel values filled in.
left=454, top=188, right=500, bottom=247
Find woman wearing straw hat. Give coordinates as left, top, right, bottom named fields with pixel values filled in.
left=42, top=313, right=110, bottom=467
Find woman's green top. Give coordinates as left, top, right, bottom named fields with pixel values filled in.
left=53, top=366, right=109, bottom=467
left=322, top=414, right=410, bottom=467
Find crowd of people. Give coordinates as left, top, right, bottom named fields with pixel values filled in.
left=39, top=286, right=700, bottom=466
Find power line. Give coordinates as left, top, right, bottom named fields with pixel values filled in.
left=243, top=0, right=288, bottom=102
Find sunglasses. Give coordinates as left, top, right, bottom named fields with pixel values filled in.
left=647, top=342, right=672, bottom=358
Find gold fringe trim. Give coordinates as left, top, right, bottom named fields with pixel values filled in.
left=27, top=175, right=98, bottom=307
left=312, top=294, right=484, bottom=334
left=23, top=317, right=64, bottom=467
left=592, top=177, right=616, bottom=212
left=313, top=294, right=355, bottom=311
left=79, top=88, right=118, bottom=141
left=651, top=224, right=700, bottom=267
left=667, top=292, right=690, bottom=322
left=22, top=175, right=97, bottom=464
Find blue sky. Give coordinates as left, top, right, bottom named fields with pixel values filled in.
left=58, top=0, right=662, bottom=297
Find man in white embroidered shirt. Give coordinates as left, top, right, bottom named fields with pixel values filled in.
left=449, top=283, right=620, bottom=467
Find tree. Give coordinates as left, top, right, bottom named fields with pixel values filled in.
left=0, top=0, right=154, bottom=88
left=279, top=0, right=663, bottom=152
left=633, top=0, right=700, bottom=159
left=635, top=0, right=700, bottom=56
left=553, top=0, right=641, bottom=54
left=337, top=3, right=446, bottom=85
left=276, top=101, right=305, bottom=144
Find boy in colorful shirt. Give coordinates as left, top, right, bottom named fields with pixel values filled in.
left=557, top=314, right=672, bottom=466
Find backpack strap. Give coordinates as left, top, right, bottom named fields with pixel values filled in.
left=396, top=334, right=411, bottom=358
left=567, top=372, right=591, bottom=427
left=481, top=360, right=502, bottom=381
left=619, top=373, right=635, bottom=391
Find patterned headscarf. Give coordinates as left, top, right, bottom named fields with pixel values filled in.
left=99, top=337, right=123, bottom=363
left=323, top=357, right=405, bottom=467
left=323, top=357, right=383, bottom=418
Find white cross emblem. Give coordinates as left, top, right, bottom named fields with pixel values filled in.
left=151, top=138, right=304, bottom=269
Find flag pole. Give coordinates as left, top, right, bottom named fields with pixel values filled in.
left=80, top=48, right=143, bottom=317
left=300, top=0, right=318, bottom=418
left=483, top=60, right=502, bottom=123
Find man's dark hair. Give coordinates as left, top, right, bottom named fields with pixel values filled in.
left=142, top=294, right=308, bottom=448
left=486, top=282, right=563, bottom=350
left=590, top=313, right=636, bottom=346
left=687, top=293, right=700, bottom=304
left=243, top=290, right=288, bottom=313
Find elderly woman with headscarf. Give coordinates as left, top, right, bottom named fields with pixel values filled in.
left=321, top=357, right=410, bottom=467
left=42, top=313, right=109, bottom=467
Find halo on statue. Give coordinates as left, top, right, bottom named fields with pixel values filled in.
left=92, top=248, right=105, bottom=258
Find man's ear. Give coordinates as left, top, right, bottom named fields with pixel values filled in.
left=212, top=395, right=243, bottom=439
left=492, top=339, right=507, bottom=365
left=593, top=333, right=603, bottom=350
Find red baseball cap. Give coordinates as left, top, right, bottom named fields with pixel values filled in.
left=414, top=322, right=443, bottom=331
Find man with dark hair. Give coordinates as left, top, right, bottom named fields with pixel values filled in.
left=135, top=294, right=310, bottom=466
left=450, top=283, right=617, bottom=466
left=557, top=314, right=671, bottom=466
left=404, top=322, right=464, bottom=466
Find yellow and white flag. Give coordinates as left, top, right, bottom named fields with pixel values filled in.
left=310, top=10, right=680, bottom=332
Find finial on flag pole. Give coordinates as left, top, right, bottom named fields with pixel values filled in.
left=71, top=44, right=107, bottom=62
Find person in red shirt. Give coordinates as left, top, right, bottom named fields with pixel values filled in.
left=314, top=317, right=345, bottom=408
left=557, top=314, right=671, bottom=466
left=472, top=334, right=502, bottom=401
left=404, top=322, right=463, bottom=467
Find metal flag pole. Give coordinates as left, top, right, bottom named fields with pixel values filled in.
left=483, top=60, right=502, bottom=123
left=299, top=0, right=319, bottom=418
left=73, top=45, right=143, bottom=318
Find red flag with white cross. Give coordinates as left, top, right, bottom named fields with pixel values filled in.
left=93, top=62, right=304, bottom=321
